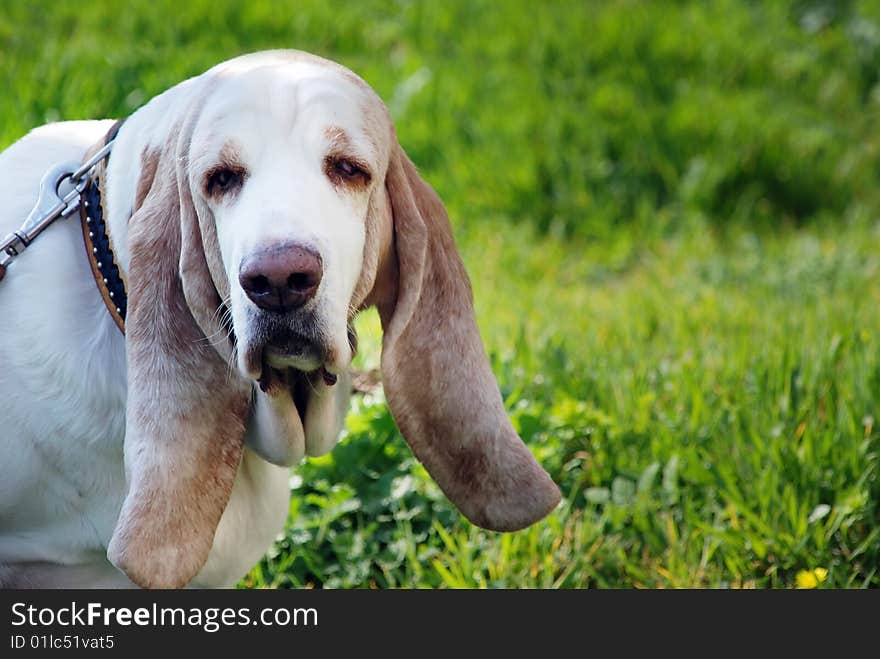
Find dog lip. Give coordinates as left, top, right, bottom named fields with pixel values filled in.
left=264, top=345, right=323, bottom=372
left=265, top=330, right=319, bottom=353
left=251, top=330, right=325, bottom=384
left=242, top=315, right=335, bottom=383
left=243, top=341, right=320, bottom=384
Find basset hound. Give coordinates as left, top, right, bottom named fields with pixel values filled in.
left=0, top=50, right=560, bottom=589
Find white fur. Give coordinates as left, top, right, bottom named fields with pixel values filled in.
left=0, top=51, right=384, bottom=587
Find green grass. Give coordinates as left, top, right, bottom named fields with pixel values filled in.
left=2, top=0, right=878, bottom=588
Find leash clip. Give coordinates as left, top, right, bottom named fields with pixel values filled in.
left=0, top=160, right=88, bottom=279
left=0, top=139, right=116, bottom=281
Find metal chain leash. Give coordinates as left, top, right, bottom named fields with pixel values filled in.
left=0, top=140, right=115, bottom=281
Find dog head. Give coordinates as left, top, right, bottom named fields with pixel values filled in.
left=106, top=51, right=561, bottom=588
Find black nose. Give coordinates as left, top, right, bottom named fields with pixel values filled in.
left=238, top=243, right=323, bottom=312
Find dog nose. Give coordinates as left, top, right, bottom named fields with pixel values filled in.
left=238, top=243, right=323, bottom=312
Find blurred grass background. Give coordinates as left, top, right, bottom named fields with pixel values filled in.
left=1, top=0, right=878, bottom=588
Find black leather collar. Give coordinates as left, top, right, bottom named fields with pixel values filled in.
left=80, top=119, right=127, bottom=333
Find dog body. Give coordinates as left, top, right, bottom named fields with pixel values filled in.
left=0, top=119, right=289, bottom=588
left=0, top=51, right=560, bottom=589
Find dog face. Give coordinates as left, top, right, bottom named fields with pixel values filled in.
left=106, top=51, right=561, bottom=589
left=180, top=61, right=393, bottom=462
left=188, top=63, right=387, bottom=385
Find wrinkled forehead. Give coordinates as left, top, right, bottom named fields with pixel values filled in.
left=193, top=58, right=392, bottom=166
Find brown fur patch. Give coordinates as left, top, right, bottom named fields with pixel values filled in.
left=218, top=140, right=245, bottom=167
left=135, top=147, right=161, bottom=210
left=370, top=143, right=561, bottom=532
left=324, top=125, right=352, bottom=150
left=108, top=87, right=250, bottom=589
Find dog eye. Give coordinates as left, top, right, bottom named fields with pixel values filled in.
left=206, top=167, right=244, bottom=196
left=327, top=157, right=371, bottom=185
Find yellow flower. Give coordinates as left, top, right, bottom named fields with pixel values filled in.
left=795, top=567, right=828, bottom=589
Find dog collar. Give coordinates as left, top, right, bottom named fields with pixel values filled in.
left=0, top=120, right=127, bottom=337
left=79, top=121, right=127, bottom=334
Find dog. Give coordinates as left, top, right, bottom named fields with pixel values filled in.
left=0, top=50, right=560, bottom=589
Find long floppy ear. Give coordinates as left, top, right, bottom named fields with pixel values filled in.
left=373, top=144, right=561, bottom=531
left=107, top=120, right=250, bottom=589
